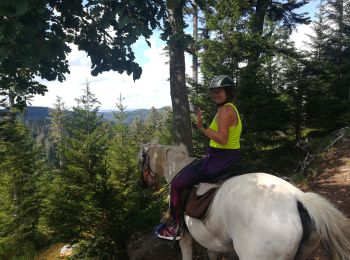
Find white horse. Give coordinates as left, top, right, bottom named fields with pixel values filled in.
left=139, top=143, right=350, bottom=260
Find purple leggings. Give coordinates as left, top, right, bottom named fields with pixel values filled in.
left=170, top=147, right=241, bottom=223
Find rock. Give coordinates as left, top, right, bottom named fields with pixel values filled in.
left=60, top=244, right=74, bottom=258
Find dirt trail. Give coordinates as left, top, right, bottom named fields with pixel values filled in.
left=302, top=138, right=350, bottom=259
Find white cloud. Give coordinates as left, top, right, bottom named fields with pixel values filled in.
left=290, top=23, right=315, bottom=51
left=32, top=38, right=174, bottom=110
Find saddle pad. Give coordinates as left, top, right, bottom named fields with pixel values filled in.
left=185, top=185, right=219, bottom=219
left=196, top=182, right=220, bottom=196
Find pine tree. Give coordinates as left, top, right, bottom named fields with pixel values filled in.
left=99, top=95, right=163, bottom=258
left=0, top=118, right=48, bottom=258
left=49, top=96, right=68, bottom=168
left=306, top=0, right=350, bottom=128
left=45, top=81, right=107, bottom=241
left=280, top=58, right=309, bottom=140
left=196, top=0, right=309, bottom=149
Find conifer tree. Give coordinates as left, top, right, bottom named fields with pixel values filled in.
left=306, top=0, right=350, bottom=128
left=280, top=58, right=309, bottom=140
left=45, top=81, right=107, bottom=241
left=100, top=95, right=163, bottom=257
left=197, top=0, right=310, bottom=149
left=0, top=118, right=47, bottom=258
left=49, top=96, right=68, bottom=168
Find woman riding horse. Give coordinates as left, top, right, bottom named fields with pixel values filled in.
left=155, top=75, right=243, bottom=240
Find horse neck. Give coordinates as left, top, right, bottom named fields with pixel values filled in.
left=163, top=149, right=196, bottom=183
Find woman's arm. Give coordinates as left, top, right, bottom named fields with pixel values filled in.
left=197, top=106, right=237, bottom=145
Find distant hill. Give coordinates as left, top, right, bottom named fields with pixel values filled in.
left=22, top=106, right=171, bottom=125
left=23, top=106, right=51, bottom=121
left=101, top=109, right=151, bottom=124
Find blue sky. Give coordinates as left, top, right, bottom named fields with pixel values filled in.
left=31, top=1, right=319, bottom=110
left=298, top=0, right=319, bottom=19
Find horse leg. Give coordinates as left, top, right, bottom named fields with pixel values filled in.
left=179, top=232, right=193, bottom=260
left=207, top=249, right=219, bottom=260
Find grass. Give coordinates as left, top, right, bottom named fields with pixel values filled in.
left=34, top=243, right=66, bottom=260
left=291, top=173, right=307, bottom=184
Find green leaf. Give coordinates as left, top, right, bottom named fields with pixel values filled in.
left=132, top=66, right=142, bottom=81
left=0, top=45, right=10, bottom=61
left=2, top=21, right=17, bottom=39
left=118, top=16, right=131, bottom=29
left=0, top=0, right=29, bottom=16
left=14, top=0, right=29, bottom=16
left=36, top=6, right=45, bottom=15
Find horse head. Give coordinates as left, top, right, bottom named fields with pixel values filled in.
left=138, top=143, right=191, bottom=191
left=138, top=143, right=164, bottom=191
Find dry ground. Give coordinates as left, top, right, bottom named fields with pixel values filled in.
left=300, top=138, right=350, bottom=259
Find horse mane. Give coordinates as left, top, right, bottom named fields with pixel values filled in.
left=167, top=143, right=189, bottom=158
left=143, top=143, right=190, bottom=176
left=145, top=142, right=189, bottom=157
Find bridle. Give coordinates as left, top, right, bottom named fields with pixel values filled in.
left=141, top=150, right=160, bottom=191
left=140, top=146, right=183, bottom=200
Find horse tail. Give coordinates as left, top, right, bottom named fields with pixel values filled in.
left=298, top=192, right=350, bottom=260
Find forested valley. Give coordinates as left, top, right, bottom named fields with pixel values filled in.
left=0, top=0, right=349, bottom=258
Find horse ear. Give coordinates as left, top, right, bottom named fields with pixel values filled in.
left=140, top=143, right=151, bottom=152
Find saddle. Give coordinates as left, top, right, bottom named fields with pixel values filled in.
left=183, top=161, right=243, bottom=219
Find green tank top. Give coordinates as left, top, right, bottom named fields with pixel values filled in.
left=209, top=103, right=242, bottom=149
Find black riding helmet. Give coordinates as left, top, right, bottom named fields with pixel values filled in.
left=209, top=75, right=234, bottom=89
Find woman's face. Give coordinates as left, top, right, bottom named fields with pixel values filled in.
left=211, top=88, right=227, bottom=105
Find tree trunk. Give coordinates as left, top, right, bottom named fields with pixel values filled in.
left=167, top=0, right=194, bottom=155
left=247, top=0, right=269, bottom=68
left=192, top=2, right=198, bottom=84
